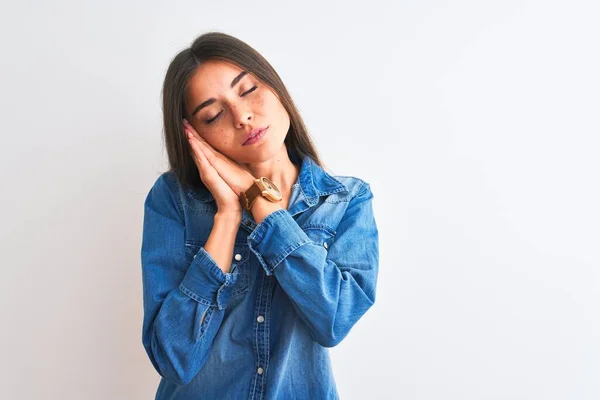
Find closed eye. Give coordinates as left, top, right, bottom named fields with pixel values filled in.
left=242, top=85, right=257, bottom=96
left=204, top=86, right=258, bottom=125
left=205, top=112, right=221, bottom=124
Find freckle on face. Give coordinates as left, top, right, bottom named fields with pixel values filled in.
left=254, top=97, right=265, bottom=107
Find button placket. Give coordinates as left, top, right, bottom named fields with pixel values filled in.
left=250, top=274, right=273, bottom=397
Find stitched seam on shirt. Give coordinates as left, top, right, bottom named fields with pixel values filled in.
left=324, top=180, right=368, bottom=204
left=263, top=277, right=273, bottom=380
left=248, top=209, right=288, bottom=244
left=268, top=239, right=311, bottom=270
left=248, top=246, right=269, bottom=273
left=193, top=248, right=232, bottom=283
left=196, top=306, right=214, bottom=341
left=324, top=198, right=352, bottom=204
left=181, top=203, right=214, bottom=213
left=301, top=225, right=336, bottom=236
left=178, top=283, right=214, bottom=307
left=252, top=273, right=264, bottom=399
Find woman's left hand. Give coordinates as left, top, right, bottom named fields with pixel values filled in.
left=183, top=119, right=256, bottom=197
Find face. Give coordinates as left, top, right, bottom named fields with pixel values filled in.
left=184, top=59, right=291, bottom=164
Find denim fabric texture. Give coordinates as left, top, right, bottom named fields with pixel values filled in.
left=140, top=154, right=379, bottom=399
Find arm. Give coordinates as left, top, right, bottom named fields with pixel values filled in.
left=247, top=181, right=379, bottom=347
left=141, top=173, right=241, bottom=385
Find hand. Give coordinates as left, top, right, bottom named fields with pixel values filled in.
left=183, top=119, right=256, bottom=214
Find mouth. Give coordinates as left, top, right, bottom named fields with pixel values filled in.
left=243, top=126, right=269, bottom=146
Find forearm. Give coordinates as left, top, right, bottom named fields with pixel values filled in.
left=204, top=212, right=242, bottom=273
left=246, top=183, right=379, bottom=347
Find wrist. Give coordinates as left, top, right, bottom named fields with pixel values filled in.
left=215, top=210, right=242, bottom=226
left=250, top=196, right=283, bottom=224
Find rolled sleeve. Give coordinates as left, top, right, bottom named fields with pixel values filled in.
left=180, top=246, right=241, bottom=310
left=247, top=209, right=312, bottom=275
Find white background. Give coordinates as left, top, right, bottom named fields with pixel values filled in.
left=1, top=1, right=598, bottom=399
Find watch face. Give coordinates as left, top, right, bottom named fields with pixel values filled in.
left=260, top=177, right=281, bottom=197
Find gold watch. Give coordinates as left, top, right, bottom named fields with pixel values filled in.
left=239, top=177, right=282, bottom=210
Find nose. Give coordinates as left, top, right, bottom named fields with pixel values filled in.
left=231, top=103, right=253, bottom=129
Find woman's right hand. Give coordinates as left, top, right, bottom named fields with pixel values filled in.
left=185, top=128, right=243, bottom=217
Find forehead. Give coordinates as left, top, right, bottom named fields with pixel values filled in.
left=188, top=59, right=244, bottom=91
left=185, top=60, right=247, bottom=115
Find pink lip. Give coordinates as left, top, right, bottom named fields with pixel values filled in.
left=243, top=127, right=268, bottom=146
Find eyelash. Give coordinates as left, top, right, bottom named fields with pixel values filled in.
left=204, top=85, right=258, bottom=124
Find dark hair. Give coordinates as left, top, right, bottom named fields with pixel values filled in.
left=161, top=31, right=324, bottom=190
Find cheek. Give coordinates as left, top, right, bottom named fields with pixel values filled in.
left=250, top=93, right=267, bottom=110
left=259, top=92, right=288, bottom=121
left=203, top=128, right=234, bottom=148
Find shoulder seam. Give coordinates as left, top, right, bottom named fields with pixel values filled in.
left=333, top=175, right=369, bottom=194
left=355, top=180, right=369, bottom=198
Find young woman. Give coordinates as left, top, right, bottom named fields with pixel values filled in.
left=141, top=31, right=379, bottom=400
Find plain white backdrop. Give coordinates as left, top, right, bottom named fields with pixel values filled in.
left=1, top=0, right=598, bottom=399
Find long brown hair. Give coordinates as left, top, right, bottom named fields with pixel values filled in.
left=161, top=31, right=324, bottom=190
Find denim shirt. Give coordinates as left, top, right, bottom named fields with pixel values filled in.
left=140, top=154, right=379, bottom=399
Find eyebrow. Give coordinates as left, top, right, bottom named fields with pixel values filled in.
left=190, top=70, right=248, bottom=116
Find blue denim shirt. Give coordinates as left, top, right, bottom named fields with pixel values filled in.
left=140, top=154, right=379, bottom=399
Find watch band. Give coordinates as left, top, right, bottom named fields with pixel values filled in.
left=240, top=179, right=263, bottom=210
left=240, top=177, right=282, bottom=210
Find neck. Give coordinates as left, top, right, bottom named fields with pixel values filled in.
left=241, top=145, right=300, bottom=192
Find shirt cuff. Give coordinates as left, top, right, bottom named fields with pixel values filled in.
left=179, top=247, right=240, bottom=310
left=247, top=209, right=312, bottom=275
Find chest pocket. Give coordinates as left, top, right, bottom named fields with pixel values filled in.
left=301, top=225, right=336, bottom=252
left=185, top=241, right=251, bottom=298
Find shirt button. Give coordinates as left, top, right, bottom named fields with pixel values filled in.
left=257, top=367, right=264, bottom=375
left=234, top=254, right=242, bottom=261
left=323, top=242, right=328, bottom=249
left=257, top=315, right=265, bottom=323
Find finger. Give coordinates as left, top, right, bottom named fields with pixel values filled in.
left=196, top=141, right=231, bottom=171
left=182, top=120, right=221, bottom=156
left=182, top=120, right=232, bottom=166
left=184, top=125, right=246, bottom=192
left=184, top=122, right=225, bottom=166
left=187, top=134, right=224, bottom=169
left=187, top=131, right=212, bottom=175
left=192, top=144, right=221, bottom=186
left=197, top=140, right=237, bottom=170
left=183, top=119, right=206, bottom=144
left=193, top=136, right=222, bottom=162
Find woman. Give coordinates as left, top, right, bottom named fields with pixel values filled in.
left=141, top=31, right=379, bottom=399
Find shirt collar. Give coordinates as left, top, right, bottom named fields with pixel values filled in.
left=295, top=154, right=347, bottom=206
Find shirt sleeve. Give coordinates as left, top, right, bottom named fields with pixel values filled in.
left=247, top=181, right=379, bottom=347
left=140, top=173, right=241, bottom=385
